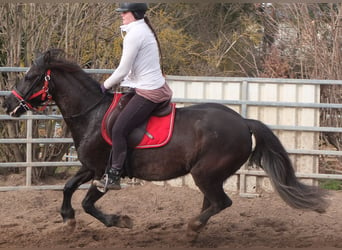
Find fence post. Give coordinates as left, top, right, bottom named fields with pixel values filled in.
left=239, top=81, right=248, bottom=195
left=26, top=111, right=32, bottom=187
left=241, top=80, right=248, bottom=118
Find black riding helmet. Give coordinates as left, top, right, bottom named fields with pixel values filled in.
left=116, top=3, right=148, bottom=20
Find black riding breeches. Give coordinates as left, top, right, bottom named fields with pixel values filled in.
left=110, top=93, right=159, bottom=171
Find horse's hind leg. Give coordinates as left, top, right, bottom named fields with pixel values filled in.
left=187, top=174, right=232, bottom=241
left=81, top=185, right=133, bottom=228
left=60, top=166, right=93, bottom=229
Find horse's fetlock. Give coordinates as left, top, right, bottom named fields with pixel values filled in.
left=82, top=201, right=93, bottom=214
left=61, top=208, right=75, bottom=221
left=223, top=197, right=233, bottom=208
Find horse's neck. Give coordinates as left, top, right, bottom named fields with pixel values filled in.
left=54, top=84, right=110, bottom=147
left=52, top=71, right=105, bottom=119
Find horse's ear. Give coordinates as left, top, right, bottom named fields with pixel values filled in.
left=43, top=50, right=51, bottom=64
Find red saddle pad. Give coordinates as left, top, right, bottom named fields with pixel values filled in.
left=101, top=93, right=176, bottom=149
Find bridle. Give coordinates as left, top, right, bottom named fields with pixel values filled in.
left=11, top=68, right=106, bottom=119
left=11, top=69, right=53, bottom=112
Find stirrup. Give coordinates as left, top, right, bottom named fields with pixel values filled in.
left=93, top=173, right=110, bottom=193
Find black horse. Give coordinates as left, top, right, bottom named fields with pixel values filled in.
left=2, top=49, right=328, bottom=240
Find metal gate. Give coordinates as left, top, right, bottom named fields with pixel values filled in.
left=1, top=67, right=341, bottom=194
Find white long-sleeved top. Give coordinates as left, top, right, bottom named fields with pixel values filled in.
left=103, top=19, right=165, bottom=90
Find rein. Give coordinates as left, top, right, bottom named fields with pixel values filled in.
left=12, top=70, right=53, bottom=112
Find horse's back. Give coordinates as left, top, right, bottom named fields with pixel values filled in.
left=179, top=103, right=248, bottom=131
left=176, top=103, right=252, bottom=153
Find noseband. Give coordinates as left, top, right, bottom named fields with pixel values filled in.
left=11, top=69, right=53, bottom=112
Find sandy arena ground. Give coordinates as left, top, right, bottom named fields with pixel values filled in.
left=0, top=175, right=341, bottom=248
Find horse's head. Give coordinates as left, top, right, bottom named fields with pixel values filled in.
left=2, top=49, right=63, bottom=117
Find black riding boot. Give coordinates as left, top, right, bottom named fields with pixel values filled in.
left=95, top=168, right=122, bottom=192
left=105, top=168, right=122, bottom=190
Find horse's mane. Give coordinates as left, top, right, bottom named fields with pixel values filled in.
left=36, top=48, right=82, bottom=73
left=38, top=48, right=101, bottom=87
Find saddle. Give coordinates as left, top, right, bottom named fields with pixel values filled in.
left=101, top=91, right=176, bottom=149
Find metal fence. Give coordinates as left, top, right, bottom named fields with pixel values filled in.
left=0, top=67, right=341, bottom=193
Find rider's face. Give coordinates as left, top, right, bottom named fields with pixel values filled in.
left=121, top=12, right=136, bottom=25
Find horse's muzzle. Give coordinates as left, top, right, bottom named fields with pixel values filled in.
left=2, top=97, right=24, bottom=117
left=1, top=100, right=10, bottom=115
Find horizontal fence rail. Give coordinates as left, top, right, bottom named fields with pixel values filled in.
left=0, top=67, right=341, bottom=193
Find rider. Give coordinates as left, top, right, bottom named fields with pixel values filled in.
left=96, top=3, right=173, bottom=191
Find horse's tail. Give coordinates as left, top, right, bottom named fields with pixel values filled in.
left=245, top=119, right=329, bottom=213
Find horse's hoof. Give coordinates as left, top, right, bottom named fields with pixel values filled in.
left=186, top=219, right=204, bottom=242
left=188, top=219, right=203, bottom=232
left=186, top=229, right=199, bottom=242
left=117, top=215, right=133, bottom=229
left=63, top=218, right=76, bottom=232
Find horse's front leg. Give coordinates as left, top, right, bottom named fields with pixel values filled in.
left=82, top=184, right=133, bottom=228
left=60, top=166, right=93, bottom=230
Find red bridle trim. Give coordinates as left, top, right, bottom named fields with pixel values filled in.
left=11, top=69, right=52, bottom=112
left=28, top=69, right=51, bottom=102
